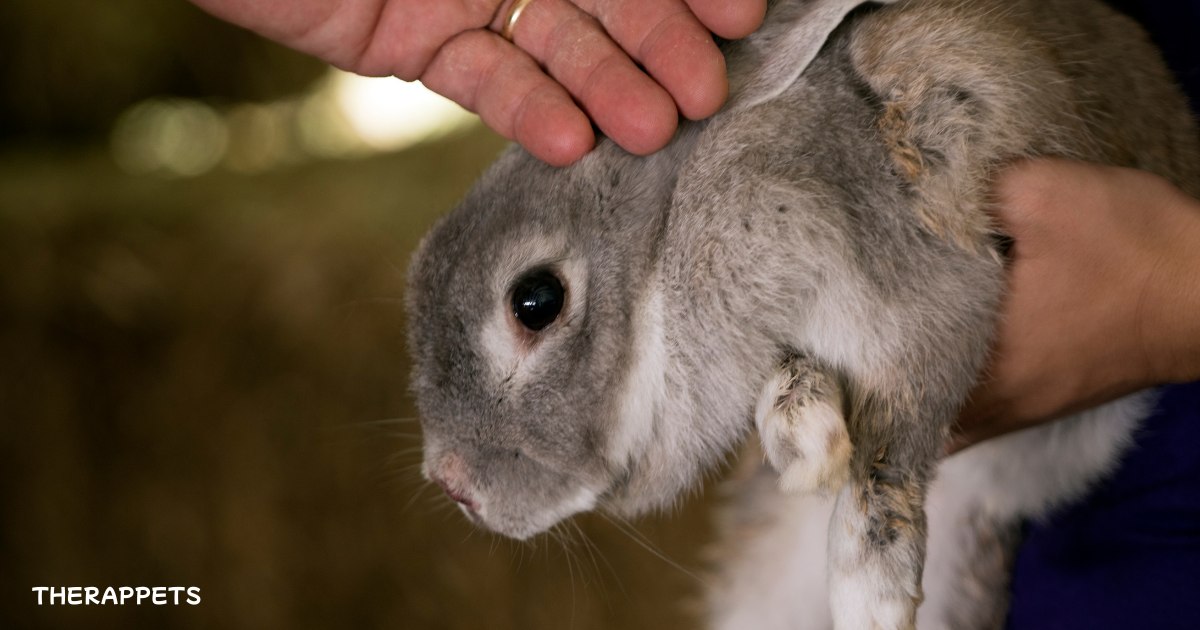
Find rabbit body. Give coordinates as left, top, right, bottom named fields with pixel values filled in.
left=407, top=0, right=1200, bottom=628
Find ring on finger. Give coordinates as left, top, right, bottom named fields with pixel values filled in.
left=501, top=0, right=536, bottom=41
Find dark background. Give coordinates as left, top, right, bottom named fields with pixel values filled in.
left=0, top=2, right=723, bottom=628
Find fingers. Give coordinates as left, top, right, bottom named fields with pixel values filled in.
left=499, top=0, right=680, bottom=154
left=683, top=0, right=768, bottom=39
left=356, top=0, right=504, bottom=80
left=413, top=0, right=766, bottom=161
left=571, top=0, right=729, bottom=120
left=421, top=29, right=595, bottom=166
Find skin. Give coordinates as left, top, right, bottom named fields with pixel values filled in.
left=187, top=0, right=767, bottom=166
left=950, top=159, right=1200, bottom=452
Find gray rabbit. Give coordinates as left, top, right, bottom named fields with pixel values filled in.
left=406, top=0, right=1200, bottom=627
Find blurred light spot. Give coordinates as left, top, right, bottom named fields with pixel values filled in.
left=332, top=72, right=477, bottom=151
left=109, top=68, right=480, bottom=176
left=296, top=82, right=372, bottom=160
left=111, top=99, right=228, bottom=177
left=223, top=103, right=296, bottom=173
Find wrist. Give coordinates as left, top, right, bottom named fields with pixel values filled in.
left=1139, top=182, right=1200, bottom=385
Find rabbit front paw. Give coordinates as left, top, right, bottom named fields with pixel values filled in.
left=755, top=355, right=852, bottom=494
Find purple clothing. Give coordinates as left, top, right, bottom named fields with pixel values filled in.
left=1006, top=382, right=1200, bottom=628
left=1004, top=4, right=1200, bottom=627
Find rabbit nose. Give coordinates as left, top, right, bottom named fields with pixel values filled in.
left=435, top=478, right=479, bottom=512
left=431, top=454, right=480, bottom=512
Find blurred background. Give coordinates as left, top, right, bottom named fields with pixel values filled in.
left=0, top=1, right=726, bottom=628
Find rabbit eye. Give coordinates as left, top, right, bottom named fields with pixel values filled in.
left=511, top=271, right=564, bottom=331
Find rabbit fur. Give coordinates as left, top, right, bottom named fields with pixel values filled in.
left=406, top=0, right=1200, bottom=628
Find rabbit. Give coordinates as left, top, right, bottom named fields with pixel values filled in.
left=406, top=0, right=1200, bottom=628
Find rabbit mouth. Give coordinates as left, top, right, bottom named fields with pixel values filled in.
left=475, top=485, right=601, bottom=541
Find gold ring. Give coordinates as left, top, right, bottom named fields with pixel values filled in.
left=501, top=0, right=535, bottom=42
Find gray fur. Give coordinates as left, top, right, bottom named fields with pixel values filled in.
left=407, top=0, right=1200, bottom=627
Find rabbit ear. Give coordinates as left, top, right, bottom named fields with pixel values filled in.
left=725, top=0, right=901, bottom=110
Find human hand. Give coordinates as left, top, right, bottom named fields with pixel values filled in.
left=188, top=0, right=767, bottom=166
left=949, top=158, right=1200, bottom=453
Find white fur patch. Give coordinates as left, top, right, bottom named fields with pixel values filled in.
left=755, top=369, right=852, bottom=494
left=607, top=283, right=668, bottom=469
left=712, top=492, right=837, bottom=630
left=479, top=312, right=520, bottom=378
left=548, top=485, right=599, bottom=525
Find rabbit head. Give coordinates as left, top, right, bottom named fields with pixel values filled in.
left=407, top=140, right=688, bottom=539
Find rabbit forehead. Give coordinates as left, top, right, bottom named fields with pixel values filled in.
left=489, top=232, right=572, bottom=295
